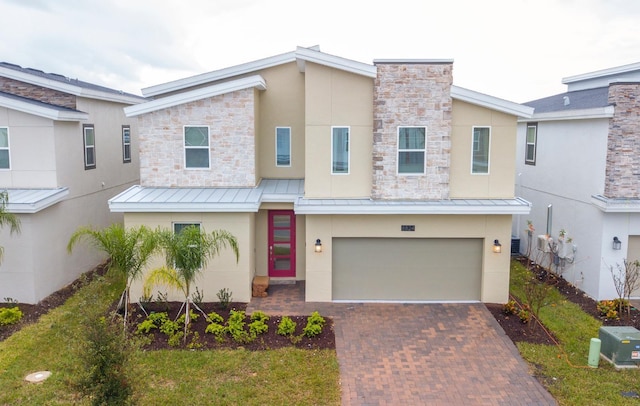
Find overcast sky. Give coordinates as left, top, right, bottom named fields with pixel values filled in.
left=1, top=0, right=639, bottom=103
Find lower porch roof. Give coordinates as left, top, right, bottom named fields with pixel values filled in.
left=109, top=179, right=531, bottom=215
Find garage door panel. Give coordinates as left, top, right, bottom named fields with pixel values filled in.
left=332, top=238, right=482, bottom=301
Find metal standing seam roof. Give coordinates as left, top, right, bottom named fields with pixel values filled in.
left=109, top=179, right=530, bottom=215
left=3, top=188, right=69, bottom=213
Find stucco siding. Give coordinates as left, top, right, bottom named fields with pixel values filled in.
left=450, top=100, right=517, bottom=199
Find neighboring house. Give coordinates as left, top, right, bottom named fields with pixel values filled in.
left=111, top=46, right=532, bottom=304
left=514, top=62, right=640, bottom=301
left=0, top=62, right=144, bottom=303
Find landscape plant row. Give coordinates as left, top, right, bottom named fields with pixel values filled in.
left=135, top=308, right=326, bottom=348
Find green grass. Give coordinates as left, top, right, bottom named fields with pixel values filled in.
left=0, top=273, right=340, bottom=405
left=510, top=260, right=640, bottom=406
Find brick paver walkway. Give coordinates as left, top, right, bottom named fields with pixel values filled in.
left=248, top=282, right=557, bottom=406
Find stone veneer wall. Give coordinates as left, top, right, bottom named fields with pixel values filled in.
left=139, top=88, right=256, bottom=187
left=0, top=77, right=76, bottom=109
left=604, top=83, right=640, bottom=198
left=372, top=63, right=452, bottom=200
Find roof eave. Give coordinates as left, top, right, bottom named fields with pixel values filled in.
left=0, top=66, right=144, bottom=104
left=591, top=194, right=640, bottom=213
left=142, top=51, right=297, bottom=97
left=124, top=75, right=267, bottom=117
left=518, top=106, right=615, bottom=122
left=108, top=202, right=261, bottom=213
left=295, top=47, right=377, bottom=78
left=451, top=86, right=534, bottom=118
left=0, top=95, right=88, bottom=121
left=562, top=62, right=640, bottom=84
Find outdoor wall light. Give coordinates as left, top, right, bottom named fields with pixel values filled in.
left=613, top=236, right=622, bottom=250
left=314, top=239, right=323, bottom=253
left=492, top=239, right=502, bottom=254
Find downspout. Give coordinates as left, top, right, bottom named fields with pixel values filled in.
left=546, top=204, right=553, bottom=236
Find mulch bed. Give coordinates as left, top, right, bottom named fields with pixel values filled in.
left=128, top=302, right=335, bottom=351
left=486, top=256, right=640, bottom=346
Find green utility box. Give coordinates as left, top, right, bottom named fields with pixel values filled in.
left=599, top=326, right=640, bottom=368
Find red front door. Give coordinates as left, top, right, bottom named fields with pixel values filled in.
left=268, top=210, right=296, bottom=277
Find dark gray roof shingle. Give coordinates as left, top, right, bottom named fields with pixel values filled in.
left=524, top=87, right=610, bottom=114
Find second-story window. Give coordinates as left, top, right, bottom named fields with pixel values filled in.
left=184, top=126, right=210, bottom=169
left=0, top=127, right=10, bottom=169
left=83, top=124, right=96, bottom=170
left=471, top=127, right=490, bottom=174
left=122, top=125, right=131, bottom=163
left=397, top=127, right=426, bottom=174
left=276, top=127, right=291, bottom=167
left=332, top=127, right=349, bottom=174
left=525, top=123, right=537, bottom=165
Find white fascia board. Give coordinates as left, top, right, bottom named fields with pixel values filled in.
left=142, top=51, right=297, bottom=97
left=0, top=95, right=88, bottom=121
left=0, top=67, right=144, bottom=105
left=108, top=201, right=261, bottom=213
left=6, top=188, right=69, bottom=213
left=295, top=47, right=377, bottom=78
left=451, top=86, right=534, bottom=118
left=562, top=62, right=640, bottom=84
left=294, top=200, right=532, bottom=215
left=591, top=194, right=640, bottom=213
left=518, top=106, right=615, bottom=123
left=125, top=75, right=267, bottom=117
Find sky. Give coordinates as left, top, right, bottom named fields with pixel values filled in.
left=1, top=0, right=639, bottom=103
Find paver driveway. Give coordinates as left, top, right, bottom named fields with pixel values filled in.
left=248, top=283, right=557, bottom=405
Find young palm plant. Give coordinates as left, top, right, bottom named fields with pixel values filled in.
left=0, top=190, right=21, bottom=263
left=144, top=225, right=239, bottom=340
left=67, top=223, right=159, bottom=327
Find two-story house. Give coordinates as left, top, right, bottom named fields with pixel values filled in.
left=111, top=46, right=532, bottom=304
left=0, top=63, right=144, bottom=303
left=514, top=62, right=640, bottom=301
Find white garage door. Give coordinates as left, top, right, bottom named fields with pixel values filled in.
left=332, top=238, right=482, bottom=301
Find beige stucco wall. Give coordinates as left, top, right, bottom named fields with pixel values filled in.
left=305, top=214, right=513, bottom=303
left=303, top=62, right=374, bottom=198
left=450, top=99, right=517, bottom=199
left=257, top=62, right=305, bottom=179
left=0, top=108, right=57, bottom=187
left=124, top=212, right=254, bottom=303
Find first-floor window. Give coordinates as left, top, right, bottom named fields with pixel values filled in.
left=0, top=127, right=10, bottom=169
left=83, top=124, right=96, bottom=169
left=184, top=126, right=210, bottom=168
left=471, top=127, right=490, bottom=174
left=332, top=127, right=349, bottom=174
left=122, top=125, right=131, bottom=163
left=172, top=223, right=202, bottom=268
left=276, top=127, right=291, bottom=167
left=525, top=123, right=537, bottom=165
left=397, top=126, right=426, bottom=174
left=173, top=222, right=201, bottom=234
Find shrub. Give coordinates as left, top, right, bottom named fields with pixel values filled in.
left=177, top=310, right=199, bottom=325
left=0, top=306, right=23, bottom=326
left=518, top=309, right=531, bottom=324
left=191, top=287, right=204, bottom=307
left=227, top=309, right=250, bottom=343
left=217, top=288, right=233, bottom=309
left=277, top=316, right=297, bottom=336
left=503, top=300, right=518, bottom=315
left=597, top=299, right=625, bottom=320
left=250, top=310, right=270, bottom=322
left=136, top=312, right=168, bottom=334
left=168, top=331, right=184, bottom=347
left=159, top=319, right=181, bottom=336
left=207, top=311, right=224, bottom=324
left=75, top=316, right=133, bottom=405
left=303, top=311, right=326, bottom=338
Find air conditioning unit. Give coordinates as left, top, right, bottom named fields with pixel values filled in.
left=537, top=235, right=551, bottom=253
left=599, top=326, right=640, bottom=368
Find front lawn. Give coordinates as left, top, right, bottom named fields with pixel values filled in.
left=0, top=273, right=340, bottom=405
left=509, top=260, right=640, bottom=405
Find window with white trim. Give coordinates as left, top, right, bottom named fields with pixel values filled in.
left=184, top=126, right=210, bottom=168
left=173, top=222, right=201, bottom=234
left=0, top=127, right=10, bottom=169
left=122, top=125, right=131, bottom=163
left=83, top=124, right=96, bottom=170
left=525, top=123, right=537, bottom=165
left=397, top=126, right=426, bottom=174
left=331, top=126, right=349, bottom=174
left=471, top=126, right=490, bottom=174
left=276, top=127, right=291, bottom=167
